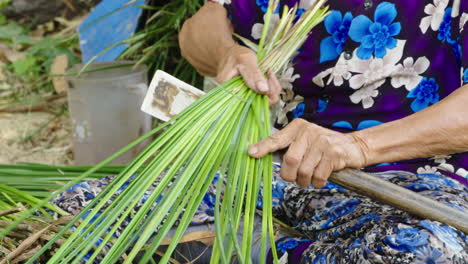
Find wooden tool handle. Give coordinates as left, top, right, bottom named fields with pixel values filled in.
left=330, top=169, right=468, bottom=234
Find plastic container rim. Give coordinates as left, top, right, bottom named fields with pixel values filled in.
left=66, top=61, right=147, bottom=83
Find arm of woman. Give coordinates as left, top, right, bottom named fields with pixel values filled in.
left=248, top=84, right=468, bottom=188
left=178, top=2, right=280, bottom=103
left=355, top=84, right=468, bottom=165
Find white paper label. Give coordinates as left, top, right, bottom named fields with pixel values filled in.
left=141, top=70, right=205, bottom=121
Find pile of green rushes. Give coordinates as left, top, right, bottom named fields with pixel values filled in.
left=0, top=164, right=77, bottom=223
left=0, top=184, right=75, bottom=263
left=0, top=164, right=133, bottom=263
left=0, top=164, right=132, bottom=198
left=0, top=184, right=65, bottom=217
left=1, top=1, right=329, bottom=263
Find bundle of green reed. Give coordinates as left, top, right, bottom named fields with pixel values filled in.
left=1, top=1, right=329, bottom=263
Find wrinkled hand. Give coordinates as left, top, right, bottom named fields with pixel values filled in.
left=248, top=119, right=368, bottom=188
left=217, top=44, right=281, bottom=105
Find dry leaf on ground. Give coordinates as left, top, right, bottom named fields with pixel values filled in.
left=50, top=54, right=69, bottom=94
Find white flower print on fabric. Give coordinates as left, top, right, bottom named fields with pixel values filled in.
left=451, top=0, right=460, bottom=17
left=280, top=67, right=301, bottom=90
left=417, top=165, right=441, bottom=175
left=437, top=163, right=455, bottom=173
left=312, top=69, right=332, bottom=87
left=391, top=57, right=430, bottom=91
left=275, top=95, right=304, bottom=126
left=428, top=154, right=468, bottom=176
left=279, top=252, right=289, bottom=264
left=455, top=168, right=468, bottom=178
left=299, top=0, right=318, bottom=10
left=251, top=13, right=280, bottom=40
left=312, top=41, right=407, bottom=109
left=270, top=66, right=303, bottom=126
left=348, top=40, right=406, bottom=109
left=460, top=13, right=468, bottom=32
left=211, top=0, right=231, bottom=5
left=312, top=54, right=352, bottom=87
left=430, top=155, right=452, bottom=165
left=419, top=0, right=449, bottom=34
left=349, top=85, right=379, bottom=109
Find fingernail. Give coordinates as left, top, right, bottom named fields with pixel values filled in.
left=248, top=146, right=258, bottom=156
left=257, top=81, right=268, bottom=93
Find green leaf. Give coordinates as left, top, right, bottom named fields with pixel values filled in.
left=12, top=56, right=37, bottom=76
left=13, top=34, right=33, bottom=45
left=0, top=23, right=26, bottom=41
left=0, top=0, right=11, bottom=10
left=0, top=14, right=7, bottom=25
left=26, top=37, right=79, bottom=72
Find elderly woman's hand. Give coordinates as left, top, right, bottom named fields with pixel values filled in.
left=179, top=2, right=280, bottom=105
left=216, top=44, right=281, bottom=105
left=248, top=118, right=368, bottom=188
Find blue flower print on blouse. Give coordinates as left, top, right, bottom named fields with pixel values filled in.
left=438, top=8, right=453, bottom=43
left=317, top=98, right=329, bottom=112
left=296, top=8, right=306, bottom=21
left=256, top=0, right=280, bottom=13
left=256, top=0, right=269, bottom=12
left=292, top=103, right=305, bottom=119
left=356, top=120, right=383, bottom=130
left=331, top=120, right=383, bottom=130
left=407, top=77, right=440, bottom=112
left=320, top=11, right=353, bottom=63
left=464, top=69, right=468, bottom=83
left=384, top=228, right=429, bottom=251
left=332, top=121, right=353, bottom=130
left=348, top=2, right=401, bottom=59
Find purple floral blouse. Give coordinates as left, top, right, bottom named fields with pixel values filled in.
left=213, top=0, right=468, bottom=185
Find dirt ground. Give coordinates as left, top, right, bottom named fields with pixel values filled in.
left=0, top=111, right=73, bottom=165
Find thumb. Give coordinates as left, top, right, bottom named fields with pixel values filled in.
left=248, top=119, right=305, bottom=158
left=236, top=52, right=269, bottom=94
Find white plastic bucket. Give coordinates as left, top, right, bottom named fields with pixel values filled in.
left=66, top=62, right=151, bottom=165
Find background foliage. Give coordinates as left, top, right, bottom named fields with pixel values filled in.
left=121, top=0, right=205, bottom=88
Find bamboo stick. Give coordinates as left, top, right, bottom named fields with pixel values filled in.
left=330, top=169, right=468, bottom=234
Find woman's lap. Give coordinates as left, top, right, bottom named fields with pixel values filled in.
left=53, top=166, right=468, bottom=263
left=271, top=170, right=468, bottom=264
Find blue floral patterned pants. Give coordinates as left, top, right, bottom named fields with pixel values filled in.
left=53, top=165, right=468, bottom=263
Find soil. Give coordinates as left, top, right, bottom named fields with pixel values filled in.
left=2, top=0, right=101, bottom=26
left=0, top=112, right=73, bottom=165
